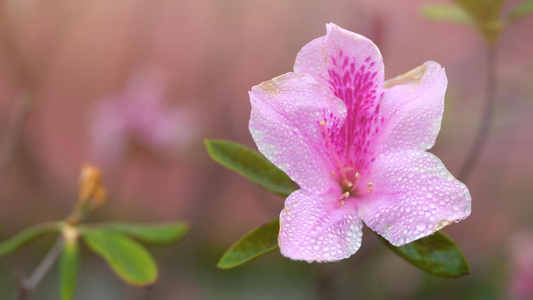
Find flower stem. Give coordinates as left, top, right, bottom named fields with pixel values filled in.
left=16, top=237, right=64, bottom=300
left=0, top=95, right=32, bottom=194
left=457, top=45, right=497, bottom=182
left=316, top=264, right=338, bottom=300
left=0, top=2, right=36, bottom=195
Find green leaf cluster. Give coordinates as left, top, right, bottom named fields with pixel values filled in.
left=0, top=221, right=188, bottom=299
left=423, top=0, right=533, bottom=45
left=205, top=139, right=470, bottom=278
left=454, top=0, right=504, bottom=45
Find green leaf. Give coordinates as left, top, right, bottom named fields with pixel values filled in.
left=508, top=0, right=533, bottom=21
left=422, top=4, right=474, bottom=24
left=97, top=221, right=189, bottom=245
left=0, top=222, right=60, bottom=258
left=60, top=235, right=79, bottom=300
left=381, top=231, right=470, bottom=278
left=82, top=229, right=158, bottom=287
left=218, top=218, right=280, bottom=269
left=205, top=139, right=297, bottom=197
left=453, top=0, right=504, bottom=22
left=453, top=0, right=504, bottom=45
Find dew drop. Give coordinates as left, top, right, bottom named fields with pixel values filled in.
left=416, top=222, right=426, bottom=231
left=463, top=206, right=471, bottom=215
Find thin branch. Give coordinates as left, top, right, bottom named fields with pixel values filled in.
left=0, top=95, right=32, bottom=192
left=14, top=272, right=28, bottom=300
left=0, top=1, right=88, bottom=195
left=457, top=45, right=497, bottom=182
left=0, top=1, right=36, bottom=196
left=16, top=238, right=64, bottom=300
left=0, top=1, right=38, bottom=194
left=316, top=263, right=339, bottom=300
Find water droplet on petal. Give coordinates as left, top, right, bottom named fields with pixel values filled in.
left=463, top=205, right=471, bottom=215
left=416, top=222, right=426, bottom=231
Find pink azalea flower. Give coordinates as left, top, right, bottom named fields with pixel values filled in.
left=249, top=23, right=471, bottom=262
left=509, top=232, right=533, bottom=299
left=88, top=65, right=197, bottom=164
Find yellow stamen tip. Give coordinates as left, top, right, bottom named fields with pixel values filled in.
left=367, top=182, right=374, bottom=194
left=346, top=181, right=353, bottom=188
left=319, top=120, right=325, bottom=126
left=339, top=191, right=350, bottom=200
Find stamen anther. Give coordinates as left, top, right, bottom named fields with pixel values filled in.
left=339, top=191, right=350, bottom=206
left=344, top=180, right=353, bottom=188
left=367, top=182, right=374, bottom=194
left=352, top=172, right=361, bottom=189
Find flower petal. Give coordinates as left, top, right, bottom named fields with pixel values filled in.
left=249, top=72, right=346, bottom=193
left=294, top=23, right=384, bottom=94
left=279, top=189, right=363, bottom=262
left=294, top=23, right=386, bottom=175
left=358, top=150, right=471, bottom=246
left=378, top=61, right=448, bottom=153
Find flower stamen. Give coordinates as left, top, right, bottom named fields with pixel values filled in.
left=367, top=182, right=374, bottom=194
left=343, top=179, right=353, bottom=189
left=320, top=120, right=349, bottom=186
left=352, top=172, right=361, bottom=190
left=339, top=191, right=350, bottom=206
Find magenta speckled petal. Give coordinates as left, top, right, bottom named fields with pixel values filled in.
left=359, top=150, right=471, bottom=246
left=294, top=23, right=384, bottom=92
left=379, top=61, right=448, bottom=153
left=295, top=23, right=386, bottom=179
left=279, top=189, right=363, bottom=262
left=249, top=72, right=347, bottom=193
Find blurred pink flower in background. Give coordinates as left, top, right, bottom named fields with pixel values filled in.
left=509, top=231, right=533, bottom=300
left=87, top=64, right=198, bottom=165
left=249, top=23, right=471, bottom=262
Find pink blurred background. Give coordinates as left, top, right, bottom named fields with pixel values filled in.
left=0, top=0, right=532, bottom=299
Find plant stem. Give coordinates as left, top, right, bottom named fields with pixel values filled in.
left=16, top=238, right=64, bottom=300
left=0, top=95, right=32, bottom=193
left=457, top=45, right=497, bottom=182
left=316, top=264, right=338, bottom=300
left=0, top=0, right=86, bottom=195
left=0, top=1, right=36, bottom=196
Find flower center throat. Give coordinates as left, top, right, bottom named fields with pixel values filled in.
left=320, top=120, right=373, bottom=205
